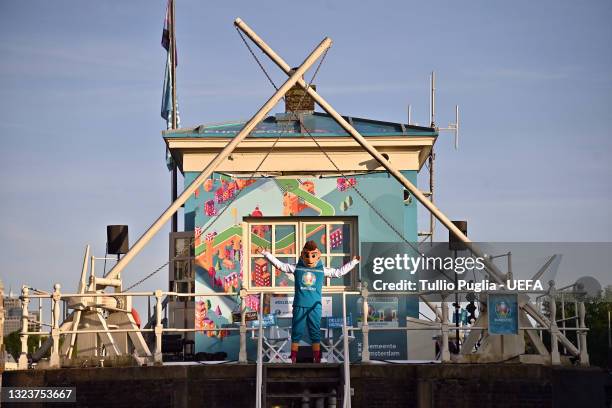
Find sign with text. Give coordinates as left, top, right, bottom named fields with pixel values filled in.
left=271, top=296, right=332, bottom=317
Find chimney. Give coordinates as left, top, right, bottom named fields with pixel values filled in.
left=284, top=68, right=316, bottom=114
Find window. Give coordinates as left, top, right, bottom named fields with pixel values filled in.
left=169, top=232, right=196, bottom=301
left=243, top=216, right=358, bottom=293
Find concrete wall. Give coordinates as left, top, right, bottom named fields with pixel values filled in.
left=3, top=364, right=608, bottom=407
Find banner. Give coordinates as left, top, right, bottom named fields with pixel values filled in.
left=270, top=296, right=332, bottom=318
left=357, top=296, right=399, bottom=328
left=488, top=293, right=518, bottom=335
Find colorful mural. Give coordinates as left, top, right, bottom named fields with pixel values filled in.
left=186, top=171, right=419, bottom=360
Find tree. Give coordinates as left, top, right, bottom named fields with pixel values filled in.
left=583, top=297, right=611, bottom=369
left=3, top=330, right=43, bottom=361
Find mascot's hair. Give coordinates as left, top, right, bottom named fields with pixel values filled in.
left=302, top=240, right=319, bottom=252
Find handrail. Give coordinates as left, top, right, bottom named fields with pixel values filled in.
left=18, top=282, right=590, bottom=372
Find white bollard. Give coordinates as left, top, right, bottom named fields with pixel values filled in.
left=154, top=290, right=163, bottom=364
left=49, top=284, right=61, bottom=368
left=360, top=285, right=370, bottom=363
left=441, top=295, right=450, bottom=362
left=18, top=286, right=30, bottom=369
left=578, top=301, right=589, bottom=366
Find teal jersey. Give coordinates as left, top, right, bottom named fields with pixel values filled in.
left=293, top=258, right=325, bottom=308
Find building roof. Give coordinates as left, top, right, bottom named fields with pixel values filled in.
left=163, top=112, right=437, bottom=139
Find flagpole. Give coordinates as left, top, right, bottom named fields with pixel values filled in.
left=170, top=0, right=178, bottom=233
left=171, top=0, right=177, bottom=130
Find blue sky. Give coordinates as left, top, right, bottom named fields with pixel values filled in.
left=1, top=0, right=611, bottom=295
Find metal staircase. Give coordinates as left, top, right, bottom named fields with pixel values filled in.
left=262, top=363, right=344, bottom=408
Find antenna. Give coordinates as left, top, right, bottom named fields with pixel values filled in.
left=438, top=105, right=460, bottom=150
left=455, top=105, right=459, bottom=149
left=407, top=104, right=412, bottom=125
left=429, top=71, right=435, bottom=127
left=429, top=71, right=461, bottom=150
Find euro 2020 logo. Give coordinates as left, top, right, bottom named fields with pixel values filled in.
left=302, top=271, right=316, bottom=287
left=495, top=301, right=511, bottom=319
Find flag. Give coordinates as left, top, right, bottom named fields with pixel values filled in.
left=165, top=146, right=174, bottom=171
left=162, top=43, right=177, bottom=170
left=161, top=0, right=177, bottom=64
left=161, top=0, right=178, bottom=125
left=161, top=0, right=179, bottom=170
left=161, top=1, right=170, bottom=52
left=161, top=53, right=173, bottom=123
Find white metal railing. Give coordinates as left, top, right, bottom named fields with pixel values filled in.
left=20, top=284, right=589, bottom=368
left=17, top=280, right=590, bottom=408
left=535, top=281, right=590, bottom=365
left=17, top=287, right=266, bottom=369
left=345, top=281, right=589, bottom=367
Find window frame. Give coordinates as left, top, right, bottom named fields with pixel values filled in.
left=242, top=216, right=359, bottom=293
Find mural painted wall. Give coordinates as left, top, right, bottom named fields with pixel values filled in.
left=185, top=171, right=419, bottom=360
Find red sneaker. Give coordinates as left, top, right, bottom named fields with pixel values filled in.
left=313, top=350, right=321, bottom=364
left=290, top=350, right=297, bottom=363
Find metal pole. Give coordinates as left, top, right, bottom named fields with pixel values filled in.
left=105, top=37, right=332, bottom=282
left=170, top=0, right=178, bottom=131
left=170, top=0, right=178, bottom=233
left=549, top=282, right=561, bottom=365
left=430, top=71, right=435, bottom=128
left=233, top=18, right=507, bottom=284
left=507, top=252, right=512, bottom=280
left=342, top=292, right=351, bottom=408
left=575, top=297, right=581, bottom=351
left=454, top=250, right=459, bottom=352
left=454, top=105, right=459, bottom=150
left=171, top=167, right=178, bottom=233
left=38, top=297, right=42, bottom=348
left=79, top=244, right=93, bottom=293
left=256, top=292, right=264, bottom=408
left=561, top=293, right=566, bottom=354
left=68, top=245, right=91, bottom=357
left=239, top=289, right=247, bottom=363
left=429, top=152, right=434, bottom=244
left=537, top=298, right=543, bottom=341
left=608, top=310, right=612, bottom=349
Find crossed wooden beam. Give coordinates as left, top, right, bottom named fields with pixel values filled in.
left=103, top=18, right=579, bottom=359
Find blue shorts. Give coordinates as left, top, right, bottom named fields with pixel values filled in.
left=291, top=304, right=321, bottom=344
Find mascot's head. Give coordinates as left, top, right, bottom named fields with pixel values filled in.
left=301, top=240, right=321, bottom=267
